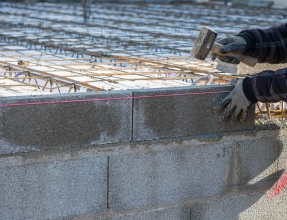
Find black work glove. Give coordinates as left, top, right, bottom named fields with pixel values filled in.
left=211, top=36, right=247, bottom=65
left=213, top=79, right=251, bottom=126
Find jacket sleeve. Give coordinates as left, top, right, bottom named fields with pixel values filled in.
left=238, top=24, right=287, bottom=103
left=237, top=23, right=287, bottom=64
left=243, top=68, right=287, bottom=103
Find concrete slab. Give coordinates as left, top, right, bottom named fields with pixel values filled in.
left=0, top=156, right=108, bottom=220
left=132, top=85, right=255, bottom=141
left=109, top=141, right=235, bottom=211
left=0, top=91, right=132, bottom=155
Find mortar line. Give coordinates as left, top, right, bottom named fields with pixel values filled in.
left=131, top=90, right=134, bottom=142
left=107, top=156, right=110, bottom=210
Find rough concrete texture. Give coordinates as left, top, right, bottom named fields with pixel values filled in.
left=132, top=85, right=255, bottom=141
left=109, top=141, right=235, bottom=211
left=108, top=205, right=190, bottom=220
left=190, top=192, right=264, bottom=220
left=109, top=134, right=282, bottom=212
left=255, top=118, right=287, bottom=130
left=239, top=186, right=287, bottom=220
left=216, top=59, right=287, bottom=75
left=190, top=186, right=287, bottom=220
left=80, top=205, right=190, bottom=220
left=228, top=137, right=281, bottom=192
left=1, top=127, right=286, bottom=220
left=0, top=156, right=108, bottom=220
left=278, top=134, right=287, bottom=171
left=0, top=91, right=132, bottom=155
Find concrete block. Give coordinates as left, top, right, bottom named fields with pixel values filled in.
left=132, top=85, right=255, bottom=141
left=91, top=205, right=190, bottom=220
left=0, top=156, right=108, bottom=220
left=216, top=59, right=287, bottom=75
left=0, top=91, right=132, bottom=155
left=230, top=137, right=281, bottom=192
left=109, top=141, right=235, bottom=211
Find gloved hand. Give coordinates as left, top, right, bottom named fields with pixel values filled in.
left=211, top=36, right=247, bottom=65
left=213, top=79, right=251, bottom=125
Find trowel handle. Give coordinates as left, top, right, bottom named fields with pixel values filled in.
left=211, top=42, right=258, bottom=67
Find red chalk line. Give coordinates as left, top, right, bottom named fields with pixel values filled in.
left=0, top=90, right=230, bottom=108
left=271, top=172, right=287, bottom=198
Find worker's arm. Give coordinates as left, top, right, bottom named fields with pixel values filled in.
left=214, top=67, right=287, bottom=125
left=213, top=23, right=287, bottom=125
left=212, top=23, right=287, bottom=64
left=238, top=23, right=287, bottom=63
left=243, top=68, right=287, bottom=103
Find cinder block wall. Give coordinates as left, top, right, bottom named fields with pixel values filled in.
left=1, top=85, right=287, bottom=220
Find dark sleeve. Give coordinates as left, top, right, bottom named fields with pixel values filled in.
left=242, top=68, right=287, bottom=103
left=237, top=23, right=287, bottom=64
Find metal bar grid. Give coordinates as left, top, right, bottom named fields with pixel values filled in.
left=0, top=45, right=223, bottom=94
left=0, top=2, right=285, bottom=119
